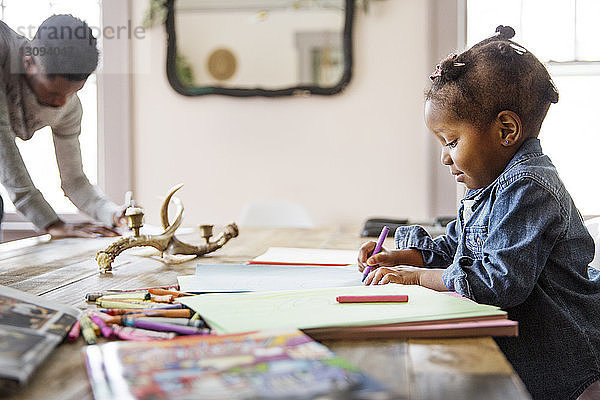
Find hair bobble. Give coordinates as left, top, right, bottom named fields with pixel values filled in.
left=495, top=25, right=515, bottom=39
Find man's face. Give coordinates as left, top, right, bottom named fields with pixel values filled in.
left=23, top=56, right=86, bottom=108
left=425, top=100, right=507, bottom=190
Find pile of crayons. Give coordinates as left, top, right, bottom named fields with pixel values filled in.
left=68, top=286, right=210, bottom=344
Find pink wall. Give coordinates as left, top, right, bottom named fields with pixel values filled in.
left=131, top=0, right=441, bottom=228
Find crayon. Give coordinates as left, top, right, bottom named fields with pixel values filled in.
left=111, top=325, right=176, bottom=341
left=103, top=309, right=192, bottom=323
left=67, top=320, right=80, bottom=343
left=362, top=226, right=389, bottom=282
left=89, top=320, right=101, bottom=336
left=122, top=318, right=210, bottom=335
left=86, top=292, right=106, bottom=302
left=105, top=285, right=179, bottom=293
left=96, top=300, right=170, bottom=309
left=134, top=317, right=206, bottom=328
left=86, top=291, right=151, bottom=302
left=90, top=311, right=112, bottom=321
left=97, top=298, right=160, bottom=306
left=96, top=293, right=151, bottom=301
left=100, top=304, right=184, bottom=315
left=336, top=295, right=409, bottom=303
left=79, top=316, right=97, bottom=345
left=89, top=314, right=113, bottom=338
left=148, top=288, right=194, bottom=297
left=149, top=294, right=175, bottom=303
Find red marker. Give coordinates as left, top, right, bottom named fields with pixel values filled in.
left=336, top=295, right=409, bottom=303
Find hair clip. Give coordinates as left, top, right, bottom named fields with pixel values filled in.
left=429, top=62, right=466, bottom=81
left=509, top=43, right=527, bottom=55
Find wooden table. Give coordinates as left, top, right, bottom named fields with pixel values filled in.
left=0, top=226, right=531, bottom=399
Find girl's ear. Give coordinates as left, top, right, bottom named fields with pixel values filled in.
left=497, top=110, right=522, bottom=147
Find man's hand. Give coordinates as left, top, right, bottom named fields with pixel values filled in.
left=112, top=207, right=128, bottom=229
left=364, top=266, right=447, bottom=291
left=45, top=220, right=120, bottom=239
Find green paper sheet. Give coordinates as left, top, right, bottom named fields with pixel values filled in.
left=179, top=284, right=506, bottom=334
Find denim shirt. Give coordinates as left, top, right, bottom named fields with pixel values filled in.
left=395, top=138, right=600, bottom=400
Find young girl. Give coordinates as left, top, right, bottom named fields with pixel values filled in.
left=358, top=26, right=600, bottom=400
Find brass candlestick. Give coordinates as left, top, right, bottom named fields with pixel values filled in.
left=95, top=184, right=239, bottom=273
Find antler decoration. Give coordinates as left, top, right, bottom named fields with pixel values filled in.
left=95, top=184, right=239, bottom=273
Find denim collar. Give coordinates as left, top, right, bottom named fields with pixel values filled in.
left=464, top=138, right=543, bottom=201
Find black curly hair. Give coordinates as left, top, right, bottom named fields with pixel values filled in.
left=426, top=25, right=559, bottom=137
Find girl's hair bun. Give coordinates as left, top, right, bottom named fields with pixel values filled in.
left=495, top=25, right=515, bottom=39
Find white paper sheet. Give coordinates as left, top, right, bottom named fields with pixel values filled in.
left=250, top=247, right=358, bottom=265
left=177, top=264, right=362, bottom=293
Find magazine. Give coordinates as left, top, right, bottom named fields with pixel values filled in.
left=84, top=329, right=390, bottom=400
left=0, top=285, right=80, bottom=393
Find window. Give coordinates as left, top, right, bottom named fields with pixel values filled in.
left=0, top=0, right=101, bottom=215
left=467, top=0, right=600, bottom=215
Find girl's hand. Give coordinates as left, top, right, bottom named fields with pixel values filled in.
left=364, top=266, right=422, bottom=285
left=364, top=266, right=447, bottom=291
left=357, top=241, right=401, bottom=272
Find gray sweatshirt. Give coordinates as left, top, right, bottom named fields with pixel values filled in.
left=0, top=21, right=119, bottom=230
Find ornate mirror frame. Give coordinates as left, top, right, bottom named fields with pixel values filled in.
left=165, top=0, right=355, bottom=97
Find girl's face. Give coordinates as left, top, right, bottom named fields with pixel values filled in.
left=425, top=101, right=509, bottom=190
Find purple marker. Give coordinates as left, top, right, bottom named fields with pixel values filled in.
left=122, top=317, right=210, bottom=335
left=362, top=225, right=389, bottom=282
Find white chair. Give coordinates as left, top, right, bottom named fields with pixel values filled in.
left=584, top=216, right=600, bottom=271
left=238, top=200, right=315, bottom=228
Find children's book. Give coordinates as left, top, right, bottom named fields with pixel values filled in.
left=84, top=329, right=390, bottom=400
left=248, top=247, right=358, bottom=266
left=0, top=285, right=80, bottom=393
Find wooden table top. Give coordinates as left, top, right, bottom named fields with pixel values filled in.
left=0, top=225, right=531, bottom=400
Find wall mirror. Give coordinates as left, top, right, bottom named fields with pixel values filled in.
left=165, top=0, right=354, bottom=97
